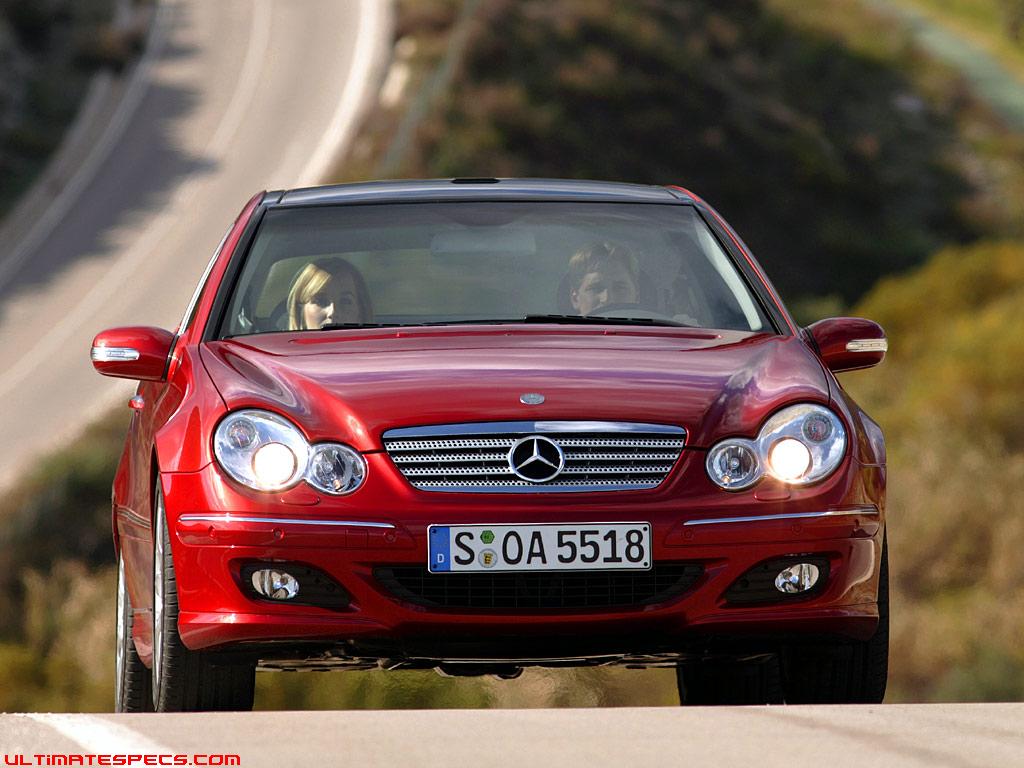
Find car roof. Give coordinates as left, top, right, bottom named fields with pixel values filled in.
left=272, top=178, right=693, bottom=207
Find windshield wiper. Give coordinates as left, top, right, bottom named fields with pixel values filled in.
left=321, top=316, right=691, bottom=331
left=320, top=322, right=410, bottom=330
left=521, top=314, right=691, bottom=327
left=320, top=319, right=522, bottom=331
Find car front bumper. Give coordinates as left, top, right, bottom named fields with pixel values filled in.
left=141, top=455, right=885, bottom=663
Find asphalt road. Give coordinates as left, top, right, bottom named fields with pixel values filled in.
left=2, top=705, right=1022, bottom=767
left=0, top=0, right=391, bottom=491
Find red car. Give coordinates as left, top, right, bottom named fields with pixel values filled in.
left=93, top=179, right=889, bottom=712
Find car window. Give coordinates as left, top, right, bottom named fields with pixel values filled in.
left=219, top=202, right=772, bottom=336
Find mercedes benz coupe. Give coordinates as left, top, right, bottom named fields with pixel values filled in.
left=93, top=179, right=889, bottom=711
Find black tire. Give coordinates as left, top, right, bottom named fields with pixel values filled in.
left=151, top=480, right=256, bottom=712
left=781, top=537, right=889, bottom=704
left=115, top=553, right=152, bottom=712
left=677, top=655, right=784, bottom=705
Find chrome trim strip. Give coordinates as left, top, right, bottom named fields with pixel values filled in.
left=387, top=437, right=684, bottom=450
left=403, top=464, right=671, bottom=477
left=384, top=421, right=686, bottom=438
left=178, top=514, right=395, bottom=529
left=91, top=346, right=140, bottom=362
left=408, top=481, right=662, bottom=493
left=845, top=339, right=888, bottom=353
left=394, top=452, right=680, bottom=464
left=682, top=506, right=878, bottom=526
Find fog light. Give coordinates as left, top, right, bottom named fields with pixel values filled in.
left=774, top=562, right=820, bottom=594
left=251, top=569, right=300, bottom=600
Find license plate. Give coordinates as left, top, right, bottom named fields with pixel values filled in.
left=427, top=523, right=651, bottom=573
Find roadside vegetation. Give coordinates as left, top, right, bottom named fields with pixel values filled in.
left=0, top=0, right=146, bottom=218
left=1, top=0, right=1022, bottom=710
left=844, top=241, right=1024, bottom=701
left=889, top=0, right=1024, bottom=78
left=350, top=0, right=1024, bottom=307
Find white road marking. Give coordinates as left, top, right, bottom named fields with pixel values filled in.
left=21, top=713, right=176, bottom=755
left=295, top=0, right=387, bottom=186
left=208, top=0, right=272, bottom=155
left=0, top=0, right=175, bottom=291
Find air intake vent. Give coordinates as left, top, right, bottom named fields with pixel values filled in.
left=374, top=563, right=703, bottom=610
left=382, top=421, right=685, bottom=493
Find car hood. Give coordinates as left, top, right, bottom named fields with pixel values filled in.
left=200, top=326, right=830, bottom=450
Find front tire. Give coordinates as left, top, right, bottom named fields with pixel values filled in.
left=676, top=655, right=784, bottom=705
left=781, top=537, right=890, bottom=704
left=115, top=553, right=152, bottom=712
left=151, top=480, right=256, bottom=711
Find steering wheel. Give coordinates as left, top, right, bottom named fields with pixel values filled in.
left=588, top=302, right=685, bottom=322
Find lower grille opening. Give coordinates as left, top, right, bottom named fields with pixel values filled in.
left=373, top=563, right=703, bottom=610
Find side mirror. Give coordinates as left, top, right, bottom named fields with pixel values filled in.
left=91, top=326, right=175, bottom=381
left=805, top=317, right=887, bottom=373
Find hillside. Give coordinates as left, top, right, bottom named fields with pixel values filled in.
left=0, top=0, right=139, bottom=217
left=357, top=0, right=1024, bottom=305
left=843, top=240, right=1024, bottom=700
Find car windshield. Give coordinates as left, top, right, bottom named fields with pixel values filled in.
left=218, top=202, right=772, bottom=337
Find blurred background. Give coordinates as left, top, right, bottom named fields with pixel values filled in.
left=0, top=0, right=1022, bottom=711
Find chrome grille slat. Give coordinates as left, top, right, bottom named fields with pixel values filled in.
left=385, top=438, right=685, bottom=451
left=401, top=464, right=673, bottom=477
left=562, top=452, right=680, bottom=461
left=386, top=439, right=515, bottom=451
left=562, top=465, right=675, bottom=474
left=383, top=421, right=685, bottom=494
left=411, top=478, right=662, bottom=489
left=392, top=452, right=510, bottom=464
left=402, top=466, right=515, bottom=476
left=393, top=451, right=678, bottom=464
left=554, top=438, right=685, bottom=448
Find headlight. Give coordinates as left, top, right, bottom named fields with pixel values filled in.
left=705, top=439, right=761, bottom=490
left=215, top=411, right=308, bottom=491
left=306, top=443, right=366, bottom=495
left=759, top=404, right=846, bottom=484
left=706, top=404, right=846, bottom=490
left=214, top=410, right=366, bottom=495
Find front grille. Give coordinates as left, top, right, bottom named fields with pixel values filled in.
left=373, top=563, right=704, bottom=610
left=382, top=421, right=685, bottom=492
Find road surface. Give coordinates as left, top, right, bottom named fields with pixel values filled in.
left=2, top=705, right=1022, bottom=767
left=0, top=0, right=391, bottom=490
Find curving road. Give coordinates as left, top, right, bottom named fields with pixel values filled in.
left=0, top=0, right=392, bottom=491
left=2, top=705, right=1023, bottom=766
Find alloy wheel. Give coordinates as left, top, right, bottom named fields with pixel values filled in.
left=115, top=556, right=127, bottom=711
left=152, top=485, right=165, bottom=707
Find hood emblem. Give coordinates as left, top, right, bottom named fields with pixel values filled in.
left=508, top=436, right=565, bottom=483
left=520, top=393, right=545, bottom=405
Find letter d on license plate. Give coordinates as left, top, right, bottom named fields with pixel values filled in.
left=428, top=523, right=651, bottom=573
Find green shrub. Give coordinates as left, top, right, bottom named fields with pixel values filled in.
left=845, top=238, right=1024, bottom=701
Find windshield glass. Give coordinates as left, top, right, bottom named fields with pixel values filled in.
left=218, top=202, right=772, bottom=337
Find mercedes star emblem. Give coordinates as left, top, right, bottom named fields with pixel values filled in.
left=508, top=435, right=565, bottom=483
